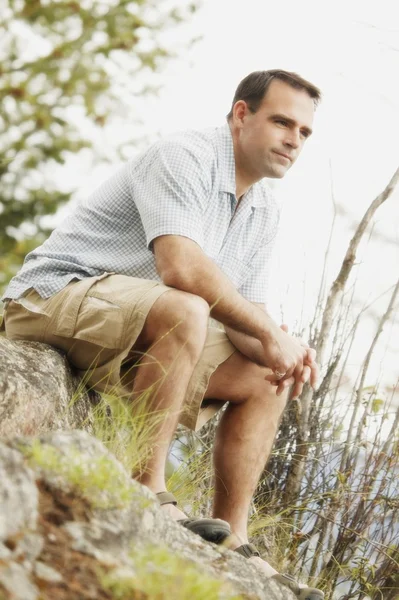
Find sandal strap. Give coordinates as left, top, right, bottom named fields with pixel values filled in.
left=272, top=574, right=324, bottom=600
left=234, top=545, right=324, bottom=600
left=156, top=491, right=177, bottom=506
left=234, top=543, right=261, bottom=558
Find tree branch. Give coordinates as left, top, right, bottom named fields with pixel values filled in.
left=316, top=165, right=399, bottom=365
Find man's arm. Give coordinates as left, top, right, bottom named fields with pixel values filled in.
left=224, top=302, right=266, bottom=366
left=153, top=234, right=307, bottom=380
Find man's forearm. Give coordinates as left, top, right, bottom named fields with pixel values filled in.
left=224, top=326, right=267, bottom=366
left=154, top=236, right=277, bottom=342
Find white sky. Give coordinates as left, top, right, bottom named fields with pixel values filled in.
left=45, top=0, right=399, bottom=412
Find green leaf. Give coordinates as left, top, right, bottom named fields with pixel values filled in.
left=371, top=398, right=384, bottom=413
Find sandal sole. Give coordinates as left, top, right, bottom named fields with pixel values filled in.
left=179, top=518, right=231, bottom=544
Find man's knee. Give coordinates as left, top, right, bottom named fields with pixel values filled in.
left=245, top=362, right=289, bottom=412
left=138, top=289, right=209, bottom=357
left=207, top=351, right=289, bottom=408
left=168, top=291, right=209, bottom=352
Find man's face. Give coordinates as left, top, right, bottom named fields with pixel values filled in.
left=234, top=79, right=315, bottom=180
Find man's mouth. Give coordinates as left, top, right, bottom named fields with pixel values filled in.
left=273, top=151, right=292, bottom=162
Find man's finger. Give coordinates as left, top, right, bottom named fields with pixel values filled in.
left=305, top=347, right=317, bottom=364
left=293, top=359, right=304, bottom=384
left=276, top=376, right=295, bottom=396
left=265, top=362, right=296, bottom=384
left=301, top=364, right=311, bottom=384
left=310, top=362, right=319, bottom=388
left=291, top=379, right=304, bottom=399
left=265, top=372, right=290, bottom=385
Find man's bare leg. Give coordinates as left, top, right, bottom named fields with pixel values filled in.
left=204, top=351, right=288, bottom=576
left=131, top=289, right=209, bottom=520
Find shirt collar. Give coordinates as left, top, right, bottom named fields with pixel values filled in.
left=215, top=123, right=275, bottom=209
left=249, top=182, right=275, bottom=207
left=215, top=123, right=236, bottom=195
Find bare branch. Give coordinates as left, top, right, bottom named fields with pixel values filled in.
left=317, top=165, right=399, bottom=364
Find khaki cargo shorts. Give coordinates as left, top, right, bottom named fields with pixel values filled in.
left=3, top=273, right=236, bottom=431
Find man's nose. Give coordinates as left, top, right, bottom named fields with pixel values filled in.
left=284, top=130, right=300, bottom=149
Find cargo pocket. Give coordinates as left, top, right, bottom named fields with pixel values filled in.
left=71, top=295, right=124, bottom=349
left=51, top=273, right=124, bottom=349
left=3, top=293, right=52, bottom=343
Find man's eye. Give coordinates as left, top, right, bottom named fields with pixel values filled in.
left=276, top=120, right=287, bottom=126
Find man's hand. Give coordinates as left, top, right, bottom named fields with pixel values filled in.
left=263, top=324, right=319, bottom=399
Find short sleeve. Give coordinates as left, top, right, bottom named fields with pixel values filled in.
left=238, top=238, right=277, bottom=303
left=129, top=138, right=210, bottom=250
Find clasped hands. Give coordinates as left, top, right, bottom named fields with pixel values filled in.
left=262, top=324, right=319, bottom=400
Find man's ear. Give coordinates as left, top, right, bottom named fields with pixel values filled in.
left=232, top=100, right=249, bottom=126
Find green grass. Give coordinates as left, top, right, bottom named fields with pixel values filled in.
left=99, top=544, right=244, bottom=600
left=20, top=438, right=147, bottom=510
left=63, top=348, right=171, bottom=479
left=166, top=440, right=214, bottom=516
left=89, top=390, right=167, bottom=479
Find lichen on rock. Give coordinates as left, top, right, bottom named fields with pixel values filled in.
left=0, top=429, right=294, bottom=600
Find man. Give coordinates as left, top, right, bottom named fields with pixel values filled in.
left=2, top=70, right=323, bottom=599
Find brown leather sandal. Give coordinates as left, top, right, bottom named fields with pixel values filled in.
left=235, top=544, right=324, bottom=600
left=157, top=491, right=231, bottom=544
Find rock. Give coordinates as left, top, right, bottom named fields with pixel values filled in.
left=0, top=562, right=39, bottom=600
left=0, top=430, right=296, bottom=600
left=0, top=443, right=38, bottom=541
left=34, top=561, right=63, bottom=583
left=0, top=338, right=99, bottom=437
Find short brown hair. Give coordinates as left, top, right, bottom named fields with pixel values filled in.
left=226, top=69, right=321, bottom=120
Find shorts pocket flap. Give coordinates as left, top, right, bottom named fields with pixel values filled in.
left=54, top=273, right=111, bottom=337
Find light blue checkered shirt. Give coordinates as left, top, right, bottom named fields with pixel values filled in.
left=3, top=124, right=280, bottom=304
